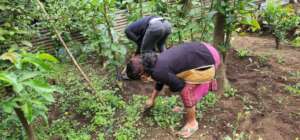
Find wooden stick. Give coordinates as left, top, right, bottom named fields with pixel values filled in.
left=35, top=0, right=95, bottom=93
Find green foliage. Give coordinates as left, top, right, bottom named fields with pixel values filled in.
left=276, top=55, right=285, bottom=64
left=196, top=92, right=218, bottom=115
left=0, top=50, right=59, bottom=139
left=224, top=87, right=238, bottom=97
left=114, top=95, right=146, bottom=140
left=291, top=37, right=300, bottom=48
left=236, top=48, right=251, bottom=59
left=1, top=0, right=127, bottom=68
left=0, top=63, right=147, bottom=139
left=150, top=96, right=182, bottom=129
left=213, top=0, right=260, bottom=51
left=41, top=0, right=127, bottom=67
left=288, top=71, right=300, bottom=78
left=285, top=83, right=300, bottom=95
left=46, top=119, right=91, bottom=140
left=257, top=54, right=269, bottom=66
left=262, top=0, right=300, bottom=43
left=0, top=0, right=37, bottom=52
left=0, top=50, right=59, bottom=122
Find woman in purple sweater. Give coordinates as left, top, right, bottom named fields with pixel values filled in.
left=124, top=42, right=221, bottom=138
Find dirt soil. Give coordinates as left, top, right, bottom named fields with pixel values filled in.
left=123, top=35, right=300, bottom=140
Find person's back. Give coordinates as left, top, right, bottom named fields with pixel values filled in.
left=153, top=42, right=215, bottom=75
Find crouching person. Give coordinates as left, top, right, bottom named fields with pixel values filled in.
left=124, top=42, right=221, bottom=138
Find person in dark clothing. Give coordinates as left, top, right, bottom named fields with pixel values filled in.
left=125, top=16, right=171, bottom=54
left=123, top=42, right=221, bottom=138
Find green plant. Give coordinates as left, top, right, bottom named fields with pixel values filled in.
left=257, top=54, right=269, bottom=66
left=285, top=83, right=300, bottom=95
left=197, top=92, right=218, bottom=111
left=0, top=0, right=38, bottom=53
left=288, top=71, right=300, bottom=78
left=150, top=96, right=182, bottom=129
left=206, top=0, right=261, bottom=63
left=42, top=0, right=127, bottom=67
left=291, top=37, right=300, bottom=48
left=236, top=48, right=251, bottom=59
left=114, top=95, right=146, bottom=140
left=276, top=55, right=285, bottom=64
left=46, top=118, right=91, bottom=140
left=0, top=49, right=59, bottom=140
left=262, top=0, right=300, bottom=48
left=224, top=87, right=238, bottom=97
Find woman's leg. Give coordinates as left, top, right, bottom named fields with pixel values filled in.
left=184, top=106, right=198, bottom=128
left=177, top=83, right=210, bottom=138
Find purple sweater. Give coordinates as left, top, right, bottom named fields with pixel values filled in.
left=150, top=42, right=215, bottom=92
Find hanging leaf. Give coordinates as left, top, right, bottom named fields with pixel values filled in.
left=0, top=52, right=19, bottom=64
left=21, top=103, right=33, bottom=122
left=37, top=53, right=59, bottom=63
left=23, top=79, right=55, bottom=93
left=21, top=54, right=52, bottom=71
left=0, top=72, right=23, bottom=93
left=19, top=71, right=40, bottom=82
left=21, top=40, right=33, bottom=48
left=1, top=100, right=17, bottom=113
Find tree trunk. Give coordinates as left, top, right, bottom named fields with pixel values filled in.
left=275, top=36, right=280, bottom=49
left=14, top=108, right=36, bottom=140
left=213, top=12, right=225, bottom=47
left=213, top=10, right=230, bottom=94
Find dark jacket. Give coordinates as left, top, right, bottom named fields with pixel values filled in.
left=124, top=16, right=157, bottom=47
left=150, top=42, right=215, bottom=92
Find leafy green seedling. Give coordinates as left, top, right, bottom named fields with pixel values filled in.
left=236, top=48, right=251, bottom=59
left=224, top=87, right=238, bottom=97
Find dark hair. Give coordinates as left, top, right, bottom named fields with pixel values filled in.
left=126, top=53, right=158, bottom=80
left=126, top=56, right=143, bottom=80
left=142, top=52, right=158, bottom=74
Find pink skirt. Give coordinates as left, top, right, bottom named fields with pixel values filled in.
left=181, top=43, right=221, bottom=107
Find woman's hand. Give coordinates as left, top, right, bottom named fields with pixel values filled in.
left=144, top=89, right=159, bottom=109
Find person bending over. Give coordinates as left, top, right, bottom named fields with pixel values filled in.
left=124, top=42, right=221, bottom=138
left=125, top=16, right=171, bottom=54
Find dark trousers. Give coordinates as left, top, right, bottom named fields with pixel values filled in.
left=136, top=19, right=171, bottom=54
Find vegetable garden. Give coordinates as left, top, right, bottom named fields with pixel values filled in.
left=1, top=0, right=299, bottom=139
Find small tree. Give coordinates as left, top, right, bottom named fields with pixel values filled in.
left=0, top=50, right=59, bottom=140
left=262, top=0, right=300, bottom=49
left=212, top=0, right=260, bottom=91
